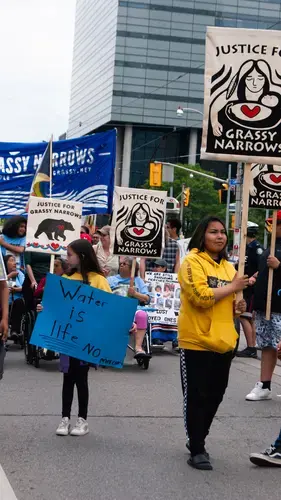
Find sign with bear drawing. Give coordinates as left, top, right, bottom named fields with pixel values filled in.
left=201, top=27, right=281, bottom=165
left=26, top=196, right=82, bottom=255
left=249, top=163, right=281, bottom=208
left=110, top=187, right=167, bottom=258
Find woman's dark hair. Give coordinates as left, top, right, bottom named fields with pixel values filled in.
left=67, top=239, right=103, bottom=284
left=55, top=257, right=68, bottom=273
left=237, top=61, right=269, bottom=101
left=3, top=254, right=15, bottom=273
left=188, top=216, right=228, bottom=260
left=2, top=216, right=27, bottom=238
left=81, top=225, right=90, bottom=234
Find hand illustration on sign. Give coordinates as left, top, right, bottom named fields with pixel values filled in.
left=210, top=60, right=281, bottom=138
left=115, top=203, right=164, bottom=246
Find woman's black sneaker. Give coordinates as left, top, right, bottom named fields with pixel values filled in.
left=236, top=347, right=257, bottom=358
left=188, top=454, right=213, bottom=470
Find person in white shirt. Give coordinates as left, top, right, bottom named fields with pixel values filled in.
left=93, top=226, right=119, bottom=277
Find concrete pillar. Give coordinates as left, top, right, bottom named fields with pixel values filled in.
left=121, top=124, right=133, bottom=187
left=114, top=127, right=124, bottom=186
left=188, top=128, right=198, bottom=165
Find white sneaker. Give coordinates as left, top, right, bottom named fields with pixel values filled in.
left=246, top=382, right=272, bottom=401
left=56, top=417, right=70, bottom=436
left=70, top=417, right=89, bottom=436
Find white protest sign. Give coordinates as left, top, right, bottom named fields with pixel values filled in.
left=26, top=197, right=82, bottom=255
left=178, top=238, right=190, bottom=264
left=111, top=187, right=167, bottom=258
left=145, top=272, right=180, bottom=326
left=201, top=27, right=281, bottom=165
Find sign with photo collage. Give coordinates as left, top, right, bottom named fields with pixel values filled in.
left=145, top=272, right=180, bottom=326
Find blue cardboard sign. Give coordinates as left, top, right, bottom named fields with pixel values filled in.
left=30, top=274, right=138, bottom=369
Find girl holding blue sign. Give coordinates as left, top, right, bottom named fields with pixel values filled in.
left=38, top=239, right=111, bottom=437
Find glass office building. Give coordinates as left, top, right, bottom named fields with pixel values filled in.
left=68, top=0, right=281, bottom=186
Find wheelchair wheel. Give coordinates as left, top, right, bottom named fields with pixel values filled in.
left=136, top=355, right=150, bottom=370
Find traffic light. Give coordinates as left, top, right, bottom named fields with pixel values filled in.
left=149, top=162, right=162, bottom=187
left=184, top=187, right=190, bottom=207
left=218, top=183, right=235, bottom=204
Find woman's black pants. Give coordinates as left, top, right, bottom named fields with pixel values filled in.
left=180, top=349, right=232, bottom=456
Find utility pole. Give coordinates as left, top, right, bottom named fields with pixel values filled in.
left=180, top=183, right=185, bottom=228
left=233, top=162, right=243, bottom=259
left=225, top=163, right=232, bottom=234
left=264, top=209, right=269, bottom=249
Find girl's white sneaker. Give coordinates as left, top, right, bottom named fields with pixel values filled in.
left=56, top=417, right=70, bottom=436
left=70, top=417, right=89, bottom=436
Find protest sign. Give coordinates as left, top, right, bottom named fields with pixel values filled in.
left=30, top=274, right=138, bottom=368
left=26, top=197, right=82, bottom=255
left=111, top=187, right=167, bottom=258
left=201, top=27, right=281, bottom=165
left=249, top=163, right=281, bottom=208
left=145, top=272, right=180, bottom=326
left=0, top=130, right=116, bottom=216
left=178, top=238, right=190, bottom=264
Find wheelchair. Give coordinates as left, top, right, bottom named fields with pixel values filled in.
left=6, top=298, right=25, bottom=350
left=22, top=306, right=59, bottom=368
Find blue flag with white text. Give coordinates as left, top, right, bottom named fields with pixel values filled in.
left=0, top=130, right=116, bottom=216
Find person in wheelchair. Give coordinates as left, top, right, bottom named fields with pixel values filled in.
left=107, top=257, right=150, bottom=358
left=4, top=255, right=25, bottom=342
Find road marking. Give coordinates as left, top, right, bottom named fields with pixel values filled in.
left=0, top=465, right=18, bottom=499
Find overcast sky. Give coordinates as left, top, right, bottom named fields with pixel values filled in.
left=0, top=0, right=76, bottom=143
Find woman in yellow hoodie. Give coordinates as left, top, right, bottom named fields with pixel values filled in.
left=178, top=216, right=248, bottom=470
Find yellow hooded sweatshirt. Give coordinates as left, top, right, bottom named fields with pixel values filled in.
left=178, top=249, right=237, bottom=354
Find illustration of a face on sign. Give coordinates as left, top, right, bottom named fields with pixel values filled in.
left=212, top=60, right=281, bottom=133
left=113, top=200, right=165, bottom=257
left=202, top=28, right=281, bottom=164
left=111, top=187, right=167, bottom=257
left=249, top=163, right=281, bottom=208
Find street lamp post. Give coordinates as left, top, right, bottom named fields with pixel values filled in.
left=176, top=107, right=203, bottom=117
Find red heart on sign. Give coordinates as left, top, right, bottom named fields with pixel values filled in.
left=33, top=242, right=39, bottom=247
left=51, top=243, right=59, bottom=251
left=241, top=105, right=261, bottom=118
left=58, top=225, right=64, bottom=230
left=133, top=228, right=144, bottom=236
left=270, top=174, right=281, bottom=183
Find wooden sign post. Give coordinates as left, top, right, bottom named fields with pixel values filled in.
left=130, top=258, right=137, bottom=287
left=266, top=210, right=278, bottom=320
left=236, top=163, right=251, bottom=302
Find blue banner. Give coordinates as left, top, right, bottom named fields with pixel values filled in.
left=0, top=130, right=116, bottom=216
left=30, top=274, right=138, bottom=369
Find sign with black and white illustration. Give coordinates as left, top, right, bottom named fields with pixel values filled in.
left=249, top=164, right=281, bottom=208
left=201, top=27, right=281, bottom=165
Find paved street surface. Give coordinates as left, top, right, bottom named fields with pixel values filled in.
left=1, top=343, right=281, bottom=500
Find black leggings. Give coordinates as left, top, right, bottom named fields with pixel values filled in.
left=181, top=349, right=232, bottom=456
left=62, top=358, right=89, bottom=420
left=10, top=299, right=25, bottom=334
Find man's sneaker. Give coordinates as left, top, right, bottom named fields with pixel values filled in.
left=236, top=347, right=257, bottom=359
left=246, top=382, right=272, bottom=401
left=70, top=417, right=89, bottom=436
left=250, top=445, right=281, bottom=466
left=56, top=417, right=70, bottom=436
left=186, top=438, right=210, bottom=460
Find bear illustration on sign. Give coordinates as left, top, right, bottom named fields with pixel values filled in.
left=34, top=219, right=75, bottom=241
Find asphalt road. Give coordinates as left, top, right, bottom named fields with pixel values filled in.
left=1, top=343, right=281, bottom=500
